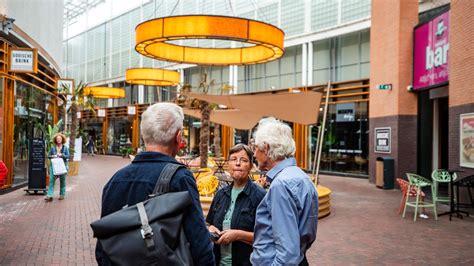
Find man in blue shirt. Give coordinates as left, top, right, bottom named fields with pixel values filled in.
left=250, top=118, right=318, bottom=266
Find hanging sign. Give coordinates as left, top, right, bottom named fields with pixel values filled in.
left=57, top=79, right=74, bottom=95
left=336, top=103, right=355, bottom=122
left=413, top=10, right=450, bottom=91
left=375, top=127, right=391, bottom=153
left=97, top=109, right=106, bottom=117
left=9, top=48, right=38, bottom=73
left=127, top=106, right=136, bottom=115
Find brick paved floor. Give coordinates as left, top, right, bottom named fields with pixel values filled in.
left=0, top=155, right=473, bottom=265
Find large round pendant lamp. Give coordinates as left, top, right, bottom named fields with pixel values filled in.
left=84, top=87, right=125, bottom=99
left=135, top=15, right=285, bottom=65
left=125, top=68, right=180, bottom=86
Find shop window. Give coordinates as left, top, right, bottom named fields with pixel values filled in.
left=107, top=117, right=133, bottom=155
left=12, top=82, right=54, bottom=186
left=311, top=101, right=369, bottom=176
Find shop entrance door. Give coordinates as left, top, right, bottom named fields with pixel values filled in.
left=432, top=97, right=449, bottom=170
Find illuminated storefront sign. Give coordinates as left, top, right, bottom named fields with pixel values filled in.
left=413, top=10, right=450, bottom=91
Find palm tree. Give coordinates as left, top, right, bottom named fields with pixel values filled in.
left=60, top=81, right=95, bottom=161
left=213, top=124, right=221, bottom=158
left=197, top=70, right=214, bottom=168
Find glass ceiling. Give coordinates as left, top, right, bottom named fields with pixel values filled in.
left=64, top=0, right=105, bottom=24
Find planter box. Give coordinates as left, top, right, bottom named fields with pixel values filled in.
left=68, top=161, right=80, bottom=176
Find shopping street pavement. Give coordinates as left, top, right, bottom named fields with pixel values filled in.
left=0, top=155, right=473, bottom=265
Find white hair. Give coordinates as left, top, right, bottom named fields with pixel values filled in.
left=140, top=102, right=184, bottom=146
left=254, top=117, right=295, bottom=161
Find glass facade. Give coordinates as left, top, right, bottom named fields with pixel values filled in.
left=13, top=81, right=54, bottom=185
left=312, top=29, right=370, bottom=84
left=63, top=0, right=371, bottom=84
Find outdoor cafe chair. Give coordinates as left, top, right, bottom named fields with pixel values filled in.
left=396, top=178, right=426, bottom=214
left=403, top=173, right=437, bottom=221
left=431, top=169, right=457, bottom=207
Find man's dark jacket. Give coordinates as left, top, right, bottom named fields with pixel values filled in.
left=95, top=151, right=215, bottom=265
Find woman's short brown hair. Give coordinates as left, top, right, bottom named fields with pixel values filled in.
left=53, top=133, right=67, bottom=144
left=228, top=144, right=254, bottom=161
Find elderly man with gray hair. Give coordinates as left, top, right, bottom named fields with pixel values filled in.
left=96, top=102, right=214, bottom=265
left=250, top=117, right=318, bottom=266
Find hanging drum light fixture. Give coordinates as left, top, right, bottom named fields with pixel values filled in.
left=135, top=15, right=285, bottom=65
left=84, top=87, right=125, bottom=99
left=125, top=68, right=180, bottom=86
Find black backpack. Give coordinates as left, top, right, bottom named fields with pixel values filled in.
left=91, top=163, right=194, bottom=265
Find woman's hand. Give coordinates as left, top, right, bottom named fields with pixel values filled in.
left=208, top=224, right=221, bottom=234
left=216, top=230, right=239, bottom=245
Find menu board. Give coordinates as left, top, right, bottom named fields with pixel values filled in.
left=28, top=138, right=46, bottom=189
left=375, top=127, right=391, bottom=154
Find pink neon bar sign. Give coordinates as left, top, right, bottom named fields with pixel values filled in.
left=413, top=10, right=450, bottom=91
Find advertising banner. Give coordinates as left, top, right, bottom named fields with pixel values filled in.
left=413, top=10, right=450, bottom=91
left=460, top=113, right=474, bottom=168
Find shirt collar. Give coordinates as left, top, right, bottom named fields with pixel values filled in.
left=223, top=179, right=252, bottom=196
left=132, top=151, right=183, bottom=165
left=266, top=157, right=296, bottom=183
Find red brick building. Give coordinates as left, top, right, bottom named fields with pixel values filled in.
left=370, top=0, right=474, bottom=186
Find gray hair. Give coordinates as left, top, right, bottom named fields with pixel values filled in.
left=253, top=117, right=295, bottom=161
left=140, top=102, right=184, bottom=146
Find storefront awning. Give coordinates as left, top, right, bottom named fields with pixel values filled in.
left=183, top=107, right=262, bottom=130
left=183, top=90, right=323, bottom=125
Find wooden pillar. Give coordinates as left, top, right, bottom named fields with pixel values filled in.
left=52, top=97, right=58, bottom=125
left=293, top=123, right=308, bottom=169
left=102, top=116, right=109, bottom=154
left=2, top=77, right=15, bottom=187
left=221, top=125, right=233, bottom=158
left=132, top=107, right=140, bottom=150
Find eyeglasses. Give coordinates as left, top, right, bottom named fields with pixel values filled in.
left=228, top=157, right=251, bottom=164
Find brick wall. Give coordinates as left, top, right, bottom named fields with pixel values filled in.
left=370, top=0, right=418, bottom=118
left=449, top=0, right=474, bottom=107
left=369, top=0, right=419, bottom=182
left=448, top=0, right=474, bottom=177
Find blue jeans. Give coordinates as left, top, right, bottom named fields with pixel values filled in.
left=47, top=165, right=68, bottom=197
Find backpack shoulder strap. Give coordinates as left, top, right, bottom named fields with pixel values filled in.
left=151, top=163, right=184, bottom=196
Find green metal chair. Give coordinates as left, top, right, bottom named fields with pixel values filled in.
left=431, top=169, right=457, bottom=208
left=403, top=173, right=437, bottom=221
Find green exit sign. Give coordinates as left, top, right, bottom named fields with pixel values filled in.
left=378, top=84, right=392, bottom=90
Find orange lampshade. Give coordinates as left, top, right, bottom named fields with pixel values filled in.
left=84, top=87, right=125, bottom=99
left=125, top=68, right=180, bottom=86
left=135, top=15, right=285, bottom=66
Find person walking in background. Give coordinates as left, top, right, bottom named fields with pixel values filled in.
left=86, top=135, right=95, bottom=156
left=250, top=117, right=318, bottom=266
left=96, top=102, right=214, bottom=265
left=206, top=144, right=265, bottom=266
left=45, top=133, right=70, bottom=202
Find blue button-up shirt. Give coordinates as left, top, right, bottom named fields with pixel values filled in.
left=251, top=158, right=318, bottom=266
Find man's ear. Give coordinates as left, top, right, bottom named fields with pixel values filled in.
left=176, top=129, right=182, bottom=144
left=264, top=143, right=270, bottom=155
